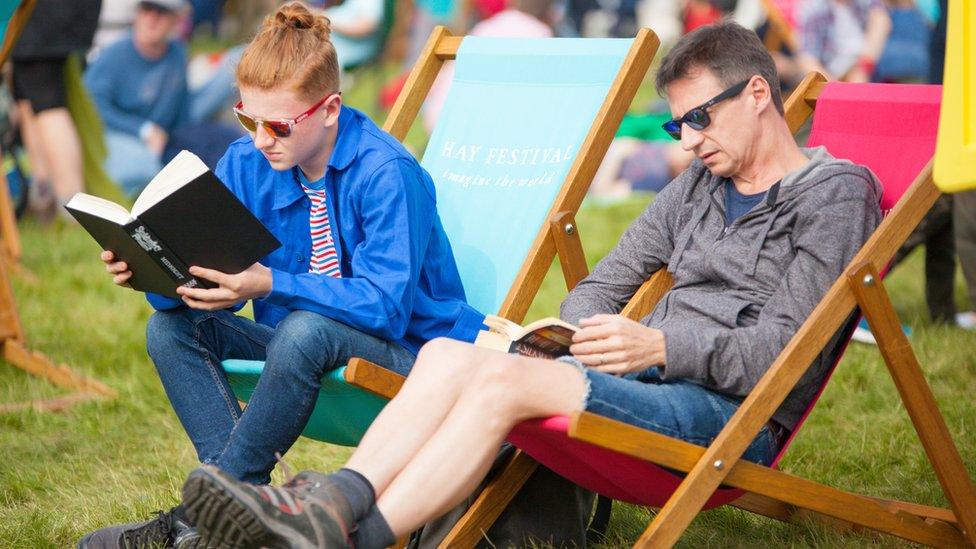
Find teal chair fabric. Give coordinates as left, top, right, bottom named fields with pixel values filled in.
left=222, top=36, right=633, bottom=445
left=0, top=0, right=20, bottom=42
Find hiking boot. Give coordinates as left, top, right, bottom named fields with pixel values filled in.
left=173, top=526, right=209, bottom=549
left=183, top=465, right=354, bottom=549
left=76, top=507, right=196, bottom=549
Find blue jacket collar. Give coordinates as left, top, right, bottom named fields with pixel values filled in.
left=329, top=106, right=359, bottom=171
left=272, top=106, right=361, bottom=210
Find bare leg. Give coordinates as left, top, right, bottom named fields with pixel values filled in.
left=361, top=340, right=587, bottom=536
left=344, top=338, right=488, bottom=491
left=17, top=101, right=50, bottom=184
left=33, top=107, right=85, bottom=202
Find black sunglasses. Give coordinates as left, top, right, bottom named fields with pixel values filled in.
left=661, top=79, right=751, bottom=140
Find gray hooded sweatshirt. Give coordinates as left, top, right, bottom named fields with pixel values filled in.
left=561, top=147, right=883, bottom=430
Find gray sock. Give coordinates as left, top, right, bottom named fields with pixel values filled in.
left=331, top=468, right=375, bottom=520
left=353, top=505, right=396, bottom=549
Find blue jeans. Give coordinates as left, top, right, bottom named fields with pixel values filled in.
left=146, top=308, right=415, bottom=483
left=561, top=359, right=779, bottom=465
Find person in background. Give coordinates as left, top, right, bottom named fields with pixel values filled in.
left=83, top=0, right=242, bottom=196
left=791, top=0, right=891, bottom=82
left=314, top=0, right=386, bottom=71
left=422, top=0, right=555, bottom=132
left=873, top=0, right=932, bottom=82
left=12, top=0, right=101, bottom=219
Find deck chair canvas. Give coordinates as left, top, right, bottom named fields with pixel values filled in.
left=440, top=73, right=976, bottom=548
left=934, top=0, right=976, bottom=192
left=221, top=27, right=660, bottom=445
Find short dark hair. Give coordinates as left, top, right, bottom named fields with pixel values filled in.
left=655, top=20, right=784, bottom=116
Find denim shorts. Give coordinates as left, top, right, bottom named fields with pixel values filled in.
left=558, top=357, right=779, bottom=465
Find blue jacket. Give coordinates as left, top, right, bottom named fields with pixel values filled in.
left=84, top=34, right=190, bottom=136
left=148, top=106, right=486, bottom=354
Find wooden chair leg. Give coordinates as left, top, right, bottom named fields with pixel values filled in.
left=439, top=450, right=538, bottom=548
left=849, top=263, right=976, bottom=546
left=4, top=339, right=116, bottom=398
left=732, top=490, right=961, bottom=538
left=0, top=168, right=22, bottom=263
left=571, top=412, right=966, bottom=547
left=0, top=249, right=116, bottom=411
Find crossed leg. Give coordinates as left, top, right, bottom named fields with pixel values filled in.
left=345, top=337, right=587, bottom=536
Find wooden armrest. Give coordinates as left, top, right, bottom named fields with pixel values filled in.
left=344, top=357, right=406, bottom=400
left=549, top=210, right=589, bottom=291
left=620, top=269, right=673, bottom=321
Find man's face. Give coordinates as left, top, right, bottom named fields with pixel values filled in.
left=238, top=86, right=341, bottom=174
left=665, top=68, right=757, bottom=179
left=133, top=4, right=179, bottom=48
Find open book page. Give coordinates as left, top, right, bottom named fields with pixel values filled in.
left=63, top=193, right=134, bottom=225
left=478, top=314, right=578, bottom=359
left=132, top=150, right=209, bottom=217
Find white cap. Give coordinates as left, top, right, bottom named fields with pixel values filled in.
left=138, top=0, right=186, bottom=12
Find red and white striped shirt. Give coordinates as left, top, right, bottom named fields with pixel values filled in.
left=301, top=184, right=341, bottom=278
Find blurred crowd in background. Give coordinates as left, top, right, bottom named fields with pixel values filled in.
left=4, top=0, right=974, bottom=330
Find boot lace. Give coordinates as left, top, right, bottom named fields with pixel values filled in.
left=120, top=509, right=175, bottom=548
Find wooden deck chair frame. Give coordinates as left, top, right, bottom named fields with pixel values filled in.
left=0, top=0, right=33, bottom=264
left=0, top=0, right=116, bottom=413
left=567, top=73, right=976, bottom=548
left=361, top=72, right=976, bottom=547
left=340, top=26, right=658, bottom=543
left=758, top=0, right=797, bottom=54
left=494, top=72, right=975, bottom=548
left=343, top=25, right=659, bottom=393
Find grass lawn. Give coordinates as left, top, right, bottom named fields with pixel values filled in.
left=1, top=71, right=974, bottom=547
left=1, top=195, right=974, bottom=547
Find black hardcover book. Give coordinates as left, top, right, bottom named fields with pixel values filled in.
left=65, top=150, right=281, bottom=299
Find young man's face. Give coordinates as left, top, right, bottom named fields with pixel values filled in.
left=665, top=68, right=759, bottom=179
left=237, top=86, right=341, bottom=177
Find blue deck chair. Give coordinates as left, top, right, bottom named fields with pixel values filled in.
left=221, top=27, right=661, bottom=446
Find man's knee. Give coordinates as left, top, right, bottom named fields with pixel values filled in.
left=266, top=311, right=348, bottom=375
left=411, top=337, right=480, bottom=378
left=145, top=308, right=196, bottom=360
left=466, top=355, right=524, bottom=410
left=271, top=310, right=337, bottom=348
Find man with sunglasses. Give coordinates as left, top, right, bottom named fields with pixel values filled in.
left=171, top=21, right=885, bottom=549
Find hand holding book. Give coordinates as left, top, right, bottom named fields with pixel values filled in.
left=176, top=263, right=273, bottom=311
left=476, top=313, right=667, bottom=374
left=475, top=314, right=578, bottom=360
left=571, top=314, right=667, bottom=375
left=69, top=151, right=281, bottom=299
left=100, top=250, right=273, bottom=311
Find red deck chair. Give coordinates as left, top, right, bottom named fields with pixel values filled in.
left=426, top=74, right=976, bottom=547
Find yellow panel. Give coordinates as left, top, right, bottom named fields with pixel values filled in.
left=934, top=0, right=976, bottom=192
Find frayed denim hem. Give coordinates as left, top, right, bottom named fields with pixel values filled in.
left=555, top=355, right=591, bottom=411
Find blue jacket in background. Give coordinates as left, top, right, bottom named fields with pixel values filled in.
left=83, top=34, right=189, bottom=136
left=148, top=106, right=486, bottom=354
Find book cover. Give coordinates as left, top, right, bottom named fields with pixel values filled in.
left=66, top=151, right=281, bottom=299
left=476, top=314, right=577, bottom=360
